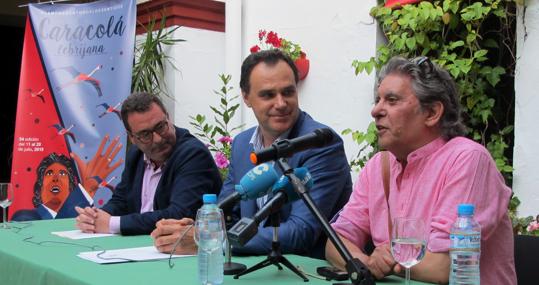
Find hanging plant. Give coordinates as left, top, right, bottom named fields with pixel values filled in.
left=250, top=29, right=310, bottom=80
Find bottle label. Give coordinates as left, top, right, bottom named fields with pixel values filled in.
left=450, top=233, right=480, bottom=251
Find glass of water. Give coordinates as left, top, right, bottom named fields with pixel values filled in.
left=390, top=217, right=426, bottom=285
left=0, top=183, right=13, bottom=229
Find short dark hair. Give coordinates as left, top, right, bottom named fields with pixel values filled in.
left=377, top=56, right=466, bottom=139
left=239, top=49, right=299, bottom=94
left=33, top=153, right=77, bottom=207
left=121, top=92, right=168, bottom=132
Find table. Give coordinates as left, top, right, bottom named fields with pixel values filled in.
left=0, top=219, right=430, bottom=285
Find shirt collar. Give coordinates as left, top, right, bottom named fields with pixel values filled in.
left=143, top=154, right=165, bottom=171
left=249, top=126, right=292, bottom=152
left=405, top=136, right=447, bottom=163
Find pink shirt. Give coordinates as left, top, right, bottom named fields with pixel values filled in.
left=109, top=157, right=163, bottom=234
left=332, top=137, right=516, bottom=285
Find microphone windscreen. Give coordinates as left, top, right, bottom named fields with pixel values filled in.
left=236, top=163, right=279, bottom=200
left=271, top=167, right=313, bottom=202
left=313, top=128, right=334, bottom=147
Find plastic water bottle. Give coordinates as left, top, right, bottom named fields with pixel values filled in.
left=196, top=194, right=224, bottom=285
left=449, top=204, right=481, bottom=285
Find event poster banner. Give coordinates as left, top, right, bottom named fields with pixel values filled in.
left=10, top=0, right=135, bottom=220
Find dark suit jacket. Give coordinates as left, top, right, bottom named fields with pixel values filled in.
left=220, top=111, right=352, bottom=258
left=102, top=127, right=222, bottom=235
left=12, top=204, right=52, bottom=221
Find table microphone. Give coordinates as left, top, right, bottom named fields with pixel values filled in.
left=250, top=128, right=334, bottom=165
left=217, top=163, right=279, bottom=211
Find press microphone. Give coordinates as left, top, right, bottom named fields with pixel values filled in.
left=250, top=128, right=334, bottom=165
left=218, top=163, right=279, bottom=211
left=270, top=167, right=313, bottom=203
left=228, top=167, right=313, bottom=247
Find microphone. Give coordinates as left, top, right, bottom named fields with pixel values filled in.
left=218, top=163, right=279, bottom=211
left=227, top=167, right=313, bottom=247
left=250, top=128, right=334, bottom=165
left=270, top=167, right=313, bottom=203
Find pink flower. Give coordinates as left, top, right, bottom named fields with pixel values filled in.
left=218, top=136, right=233, bottom=144
left=250, top=45, right=261, bottom=53
left=527, top=220, right=539, bottom=232
left=214, top=151, right=230, bottom=169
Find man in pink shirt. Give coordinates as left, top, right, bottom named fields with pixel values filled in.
left=326, top=56, right=516, bottom=284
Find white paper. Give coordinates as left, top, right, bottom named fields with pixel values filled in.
left=51, top=230, right=117, bottom=240
left=77, top=246, right=194, bottom=264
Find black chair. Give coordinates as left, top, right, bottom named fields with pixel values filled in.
left=514, top=234, right=539, bottom=285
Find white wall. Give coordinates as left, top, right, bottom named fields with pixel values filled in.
left=163, top=27, right=226, bottom=131
left=161, top=1, right=379, bottom=174
left=154, top=1, right=539, bottom=217
left=514, top=1, right=539, bottom=217
left=240, top=0, right=379, bottom=166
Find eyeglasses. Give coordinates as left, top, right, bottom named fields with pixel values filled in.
left=410, top=56, right=435, bottom=74
left=131, top=119, right=169, bottom=144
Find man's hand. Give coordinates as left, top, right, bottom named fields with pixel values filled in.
left=71, top=135, right=124, bottom=197
left=75, top=206, right=98, bottom=233
left=151, top=218, right=197, bottom=255
left=75, top=206, right=111, bottom=233
left=94, top=209, right=111, bottom=233
left=366, top=243, right=397, bottom=279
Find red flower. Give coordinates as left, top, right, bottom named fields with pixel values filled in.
left=265, top=31, right=281, bottom=48
left=250, top=45, right=261, bottom=53
left=258, top=30, right=267, bottom=41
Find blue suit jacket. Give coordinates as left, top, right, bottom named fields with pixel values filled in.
left=102, top=127, right=222, bottom=235
left=12, top=185, right=89, bottom=221
left=220, top=111, right=352, bottom=258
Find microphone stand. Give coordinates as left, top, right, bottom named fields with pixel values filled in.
left=222, top=209, right=247, bottom=275
left=275, top=159, right=375, bottom=285
left=223, top=234, right=247, bottom=274
left=233, top=211, right=308, bottom=282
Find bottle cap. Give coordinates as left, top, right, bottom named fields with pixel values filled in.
left=203, top=194, right=217, bottom=204
left=457, top=204, right=475, bottom=215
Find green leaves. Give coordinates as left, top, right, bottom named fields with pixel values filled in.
left=189, top=74, right=244, bottom=179
left=132, top=15, right=186, bottom=98
left=461, top=2, right=491, bottom=21
left=480, top=66, right=505, bottom=86
left=342, top=122, right=379, bottom=171
left=350, top=1, right=515, bottom=193
left=352, top=58, right=376, bottom=75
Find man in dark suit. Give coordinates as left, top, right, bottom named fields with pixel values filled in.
left=75, top=92, right=222, bottom=235
left=152, top=49, right=352, bottom=258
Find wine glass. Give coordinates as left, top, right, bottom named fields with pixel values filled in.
left=0, top=183, right=14, bottom=229
left=390, top=217, right=426, bottom=285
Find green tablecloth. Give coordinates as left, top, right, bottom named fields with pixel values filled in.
left=0, top=219, right=430, bottom=285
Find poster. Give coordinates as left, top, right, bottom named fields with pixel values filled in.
left=10, top=0, right=135, bottom=220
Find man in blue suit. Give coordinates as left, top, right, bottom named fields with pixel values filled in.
left=152, top=49, right=352, bottom=258
left=75, top=92, right=222, bottom=235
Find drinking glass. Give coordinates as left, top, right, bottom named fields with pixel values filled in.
left=390, top=217, right=426, bottom=285
left=0, top=183, right=14, bottom=229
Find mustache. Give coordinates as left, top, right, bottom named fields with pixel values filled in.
left=151, top=140, right=171, bottom=152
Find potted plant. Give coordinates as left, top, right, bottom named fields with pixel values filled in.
left=250, top=29, right=309, bottom=80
